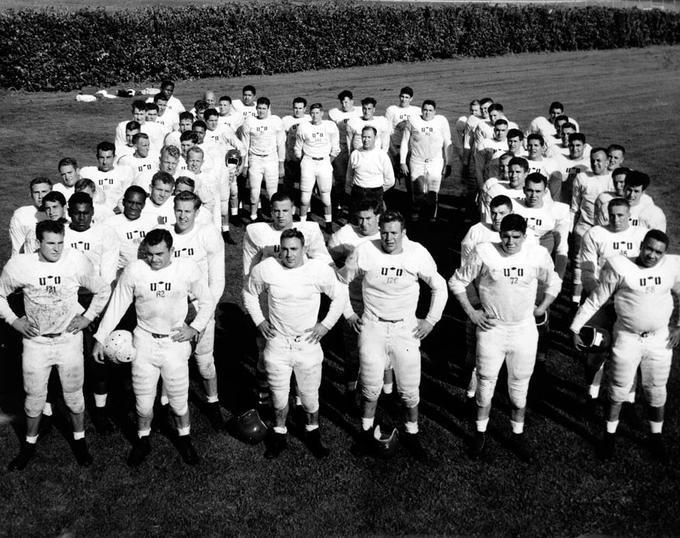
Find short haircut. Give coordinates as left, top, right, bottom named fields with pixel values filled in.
left=204, top=108, right=219, bottom=120
left=361, top=97, right=377, bottom=107
left=399, top=86, right=414, bottom=97
left=68, top=191, right=93, bottom=209
left=554, top=114, right=569, bottom=125
left=607, top=197, right=630, bottom=211
left=192, top=120, right=207, bottom=131
left=507, top=129, right=523, bottom=140
left=361, top=126, right=377, bottom=136
left=124, top=185, right=147, bottom=200
left=611, top=166, right=632, bottom=178
left=242, top=85, right=256, bottom=94
left=561, top=122, right=576, bottom=132
left=153, top=92, right=168, bottom=103
left=179, top=111, right=194, bottom=122
left=379, top=210, right=405, bottom=228
left=271, top=191, right=293, bottom=205
left=643, top=229, right=669, bottom=249
left=489, top=195, right=512, bottom=210
left=625, top=170, right=650, bottom=190
left=499, top=152, right=514, bottom=162
left=488, top=103, right=504, bottom=113
left=480, top=97, right=494, bottom=106
left=187, top=146, right=204, bottom=159
left=144, top=228, right=173, bottom=249
left=194, top=99, right=208, bottom=112
left=58, top=157, right=78, bottom=169
left=42, top=191, right=66, bottom=207
left=174, top=190, right=201, bottom=209
left=337, top=90, right=353, bottom=101
left=469, top=99, right=480, bottom=108
left=131, top=99, right=146, bottom=112
left=607, top=143, right=626, bottom=155
left=422, top=99, right=436, bottom=109
left=74, top=178, right=95, bottom=192
left=219, top=95, right=232, bottom=103
left=292, top=97, right=307, bottom=107
left=125, top=121, right=141, bottom=132
left=526, top=133, right=544, bottom=145
left=180, top=131, right=199, bottom=144
left=36, top=219, right=65, bottom=240
left=356, top=198, right=382, bottom=215
left=509, top=157, right=529, bottom=171
left=132, top=133, right=149, bottom=144
left=280, top=227, right=305, bottom=246
left=161, top=80, right=175, bottom=89
left=309, top=102, right=323, bottom=112
left=256, top=97, right=271, bottom=107
left=161, top=145, right=181, bottom=159
left=145, top=103, right=159, bottom=113
left=549, top=101, right=564, bottom=112
left=175, top=176, right=195, bottom=190
left=525, top=172, right=547, bottom=186
left=590, top=146, right=608, bottom=158
left=30, top=176, right=52, bottom=190
left=500, top=214, right=527, bottom=234
left=96, top=141, right=115, bottom=155
left=494, top=119, right=508, bottom=128
left=568, top=133, right=586, bottom=144
left=151, top=172, right=175, bottom=187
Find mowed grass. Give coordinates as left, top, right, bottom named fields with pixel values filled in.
left=0, top=46, right=680, bottom=536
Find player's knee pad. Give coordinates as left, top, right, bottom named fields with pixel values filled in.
left=63, top=390, right=85, bottom=414
left=299, top=390, right=319, bottom=414
left=608, top=382, right=632, bottom=404
left=475, top=376, right=497, bottom=408
left=507, top=380, right=530, bottom=410
left=136, top=395, right=155, bottom=419
left=361, top=382, right=381, bottom=402
left=320, top=192, right=331, bottom=207
left=398, top=388, right=419, bottom=409
left=170, top=404, right=189, bottom=417
left=24, top=393, right=47, bottom=418
left=644, top=386, right=667, bottom=408
left=300, top=190, right=312, bottom=206
left=270, top=388, right=290, bottom=411
left=195, top=353, right=216, bottom=380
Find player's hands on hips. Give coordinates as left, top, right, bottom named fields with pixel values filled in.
left=413, top=319, right=434, bottom=339
left=66, top=314, right=90, bottom=334
left=93, top=341, right=106, bottom=364
left=572, top=330, right=586, bottom=351
left=469, top=309, right=496, bottom=330
left=257, top=320, right=276, bottom=340
left=400, top=163, right=409, bottom=177
left=667, top=327, right=680, bottom=348
left=305, top=323, right=329, bottom=344
left=346, top=313, right=363, bottom=334
left=533, top=305, right=548, bottom=319
left=278, top=162, right=285, bottom=178
left=172, top=324, right=199, bottom=342
left=12, top=316, right=39, bottom=338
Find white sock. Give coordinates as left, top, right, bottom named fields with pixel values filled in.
left=466, top=390, right=476, bottom=399
left=324, top=215, right=332, bottom=223
left=361, top=417, right=374, bottom=431
left=404, top=421, right=418, bottom=434
left=606, top=420, right=619, bottom=433
left=160, top=395, right=169, bottom=406
left=221, top=225, right=229, bottom=232
left=476, top=418, right=489, bottom=433
left=138, top=429, right=151, bottom=438
left=273, top=426, right=287, bottom=434
left=231, top=208, right=238, bottom=216
left=94, top=393, right=107, bottom=408
left=305, top=424, right=319, bottom=432
left=588, top=385, right=600, bottom=399
left=510, top=420, right=524, bottom=434
left=177, top=426, right=191, bottom=437
left=649, top=420, right=663, bottom=434
left=26, top=435, right=38, bottom=444
left=382, top=383, right=393, bottom=395
left=206, top=395, right=219, bottom=404
left=250, top=212, right=258, bottom=220
left=73, top=431, right=85, bottom=440
left=42, top=403, right=53, bottom=417
left=295, top=395, right=302, bottom=407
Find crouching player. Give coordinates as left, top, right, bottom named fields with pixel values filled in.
left=243, top=228, right=347, bottom=459
left=93, top=228, right=214, bottom=467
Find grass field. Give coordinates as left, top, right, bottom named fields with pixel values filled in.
left=1, top=45, right=680, bottom=536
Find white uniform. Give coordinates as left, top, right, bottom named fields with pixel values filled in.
left=116, top=154, right=159, bottom=191
left=571, top=254, right=680, bottom=406
left=282, top=114, right=311, bottom=162
left=52, top=183, right=75, bottom=201
left=94, top=258, right=214, bottom=418
left=155, top=110, right=179, bottom=134
left=231, top=100, right=258, bottom=121
left=629, top=197, right=666, bottom=231
left=64, top=224, right=120, bottom=286
left=579, top=225, right=648, bottom=294
left=142, top=198, right=176, bottom=228
left=170, top=223, right=224, bottom=380
left=244, top=257, right=346, bottom=412
left=449, top=241, right=562, bottom=409
left=146, top=95, right=185, bottom=115
left=339, top=238, right=447, bottom=407
left=512, top=199, right=571, bottom=256
left=571, top=172, right=614, bottom=236
left=346, top=148, right=395, bottom=190
left=385, top=104, right=421, bottom=158
left=9, top=205, right=45, bottom=256
left=328, top=106, right=361, bottom=155
left=104, top=213, right=158, bottom=272
left=0, top=249, right=110, bottom=417
left=294, top=120, right=340, bottom=198
left=474, top=137, right=508, bottom=185
left=79, top=165, right=133, bottom=210
left=219, top=111, right=243, bottom=133
left=400, top=115, right=452, bottom=193
left=241, top=115, right=285, bottom=200
left=346, top=115, right=391, bottom=152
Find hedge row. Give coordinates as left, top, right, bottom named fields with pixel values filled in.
left=1, top=2, right=679, bottom=91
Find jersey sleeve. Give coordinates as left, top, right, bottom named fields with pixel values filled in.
left=570, top=260, right=620, bottom=333
left=75, top=253, right=112, bottom=321
left=242, top=226, right=261, bottom=277
left=536, top=247, right=562, bottom=299
left=318, top=265, right=348, bottom=330
left=9, top=211, right=26, bottom=256
left=448, top=246, right=484, bottom=296
left=579, top=229, right=600, bottom=294
left=0, top=259, right=23, bottom=326
left=187, top=261, right=216, bottom=333
left=205, top=226, right=226, bottom=303
left=306, top=226, right=332, bottom=265
left=242, top=263, right=267, bottom=327
left=100, top=225, right=121, bottom=286
left=416, top=248, right=448, bottom=325
left=94, top=264, right=136, bottom=343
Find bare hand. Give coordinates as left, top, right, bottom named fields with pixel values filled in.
left=12, top=317, right=39, bottom=338
left=533, top=305, right=548, bottom=319
left=413, top=319, right=434, bottom=340
left=66, top=314, right=91, bottom=334
left=667, top=327, right=680, bottom=348
left=468, top=309, right=497, bottom=330
left=346, top=314, right=363, bottom=334
left=93, top=341, right=106, bottom=364
left=572, top=331, right=586, bottom=351
left=257, top=320, right=276, bottom=340
left=400, top=163, right=409, bottom=177
left=305, top=323, right=329, bottom=344
left=172, top=324, right=199, bottom=342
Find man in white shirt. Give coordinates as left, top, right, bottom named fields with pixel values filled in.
left=339, top=211, right=447, bottom=463
left=347, top=126, right=395, bottom=214
left=1, top=220, right=110, bottom=470
left=231, top=85, right=258, bottom=121
left=152, top=92, right=179, bottom=134
left=282, top=97, right=311, bottom=197
left=152, top=80, right=185, bottom=114
left=385, top=86, right=421, bottom=172
left=450, top=214, right=561, bottom=462
left=93, top=228, right=214, bottom=467
left=117, top=133, right=159, bottom=190
left=9, top=177, right=50, bottom=256
left=217, top=95, right=243, bottom=132
left=54, top=158, right=80, bottom=200
left=624, top=170, right=666, bottom=232
left=328, top=90, right=362, bottom=212
left=346, top=97, right=391, bottom=153
left=244, top=228, right=346, bottom=459
left=164, top=112, right=194, bottom=150
left=571, top=230, right=680, bottom=462
left=556, top=132, right=592, bottom=204
left=80, top=141, right=133, bottom=212
left=474, top=119, right=509, bottom=188
left=142, top=172, right=176, bottom=227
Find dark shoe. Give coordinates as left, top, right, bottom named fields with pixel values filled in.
left=229, top=214, right=243, bottom=227
left=221, top=231, right=237, bottom=245
left=92, top=407, right=114, bottom=435
left=127, top=436, right=151, bottom=467
left=509, top=433, right=534, bottom=463
left=350, top=427, right=376, bottom=458
left=264, top=431, right=287, bottom=459
left=402, top=432, right=434, bottom=465
left=649, top=433, right=669, bottom=464
left=469, top=431, right=486, bottom=459
left=324, top=221, right=334, bottom=235
left=599, top=432, right=616, bottom=460
left=177, top=435, right=200, bottom=465
left=206, top=402, right=226, bottom=431
left=73, top=438, right=93, bottom=466
left=305, top=429, right=330, bottom=459
left=8, top=442, right=36, bottom=471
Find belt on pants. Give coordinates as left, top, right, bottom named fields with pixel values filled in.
left=309, top=156, right=325, bottom=161
left=42, top=332, right=63, bottom=338
left=151, top=333, right=171, bottom=339
left=249, top=152, right=270, bottom=158
left=377, top=317, right=403, bottom=324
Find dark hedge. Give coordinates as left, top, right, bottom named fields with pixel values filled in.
left=1, top=2, right=679, bottom=91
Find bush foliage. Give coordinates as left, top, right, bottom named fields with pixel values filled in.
left=1, top=2, right=679, bottom=91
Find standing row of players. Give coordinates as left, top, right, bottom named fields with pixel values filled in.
left=1, top=81, right=675, bottom=468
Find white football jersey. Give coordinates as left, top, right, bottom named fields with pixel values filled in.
left=9, top=205, right=45, bottom=256
left=104, top=213, right=158, bottom=270
left=401, top=115, right=452, bottom=163
left=328, top=106, right=361, bottom=152
left=385, top=104, right=421, bottom=152
left=117, top=154, right=159, bottom=190
left=64, top=223, right=120, bottom=285
left=294, top=120, right=340, bottom=160
left=571, top=172, right=614, bottom=232
left=79, top=165, right=133, bottom=209
left=281, top=115, right=311, bottom=161
left=241, top=115, right=285, bottom=159
left=512, top=199, right=571, bottom=255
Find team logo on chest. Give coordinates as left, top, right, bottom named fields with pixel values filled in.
left=419, top=126, right=434, bottom=135
left=612, top=241, right=633, bottom=254
left=381, top=266, right=404, bottom=284
left=70, top=241, right=90, bottom=251
left=38, top=275, right=61, bottom=294
left=639, top=275, right=662, bottom=294
left=150, top=280, right=172, bottom=297
left=502, top=266, right=525, bottom=284
left=174, top=247, right=195, bottom=257
left=126, top=230, right=146, bottom=242
left=98, top=178, right=115, bottom=186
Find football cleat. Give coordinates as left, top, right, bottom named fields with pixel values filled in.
left=509, top=433, right=534, bottom=463
left=469, top=431, right=486, bottom=459
left=177, top=436, right=200, bottom=466
left=649, top=433, right=669, bottom=464
left=127, top=436, right=151, bottom=467
left=350, top=427, right=376, bottom=458
left=206, top=402, right=226, bottom=431
left=304, top=429, right=330, bottom=459
left=264, top=431, right=288, bottom=459
left=402, top=432, right=434, bottom=466
left=599, top=432, right=616, bottom=460
left=7, top=442, right=36, bottom=471
left=73, top=438, right=93, bottom=467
